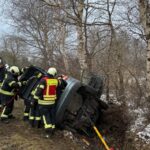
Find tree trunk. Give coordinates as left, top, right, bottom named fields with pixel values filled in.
left=111, top=29, right=125, bottom=102
left=76, top=0, right=90, bottom=84
left=59, top=24, right=70, bottom=73
left=139, top=0, right=150, bottom=98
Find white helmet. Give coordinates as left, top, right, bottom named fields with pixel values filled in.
left=47, top=67, right=57, bottom=76
left=9, top=66, right=20, bottom=75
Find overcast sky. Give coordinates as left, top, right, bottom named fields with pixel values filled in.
left=0, top=21, right=10, bottom=34
left=0, top=0, right=118, bottom=34
left=0, top=0, right=135, bottom=36
left=0, top=0, right=11, bottom=35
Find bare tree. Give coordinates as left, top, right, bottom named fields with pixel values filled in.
left=3, top=0, right=146, bottom=105
left=0, top=35, right=29, bottom=67
left=139, top=0, right=150, bottom=98
left=8, top=0, right=60, bottom=68
left=41, top=0, right=122, bottom=85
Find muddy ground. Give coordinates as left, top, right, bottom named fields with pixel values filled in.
left=1, top=100, right=148, bottom=150
left=0, top=100, right=132, bottom=150
left=0, top=100, right=92, bottom=150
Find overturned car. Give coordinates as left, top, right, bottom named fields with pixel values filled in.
left=19, top=66, right=108, bottom=136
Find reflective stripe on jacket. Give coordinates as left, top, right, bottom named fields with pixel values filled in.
left=0, top=72, right=18, bottom=96
left=0, top=89, right=14, bottom=96
left=38, top=99, right=55, bottom=105
left=43, top=77, right=58, bottom=101
left=38, top=77, right=58, bottom=105
left=0, top=66, right=6, bottom=83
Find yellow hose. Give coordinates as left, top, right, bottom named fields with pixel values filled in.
left=93, top=126, right=110, bottom=150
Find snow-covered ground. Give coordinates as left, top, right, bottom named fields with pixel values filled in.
left=101, top=93, right=150, bottom=144
left=101, top=94, right=122, bottom=105
left=101, top=94, right=150, bottom=144
left=126, top=105, right=150, bottom=144
left=129, top=108, right=147, bottom=132
left=137, top=124, right=150, bottom=144
left=130, top=107, right=150, bottom=144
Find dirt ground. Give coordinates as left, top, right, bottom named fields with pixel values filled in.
left=0, top=100, right=90, bottom=150
left=1, top=100, right=149, bottom=150
left=0, top=100, right=132, bottom=150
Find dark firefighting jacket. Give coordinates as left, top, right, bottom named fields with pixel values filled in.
left=0, top=66, right=6, bottom=87
left=29, top=73, right=43, bottom=103
left=0, top=72, right=19, bottom=97
left=57, top=78, right=67, bottom=100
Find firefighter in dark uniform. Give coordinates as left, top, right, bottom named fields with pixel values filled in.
left=18, top=66, right=30, bottom=121
left=22, top=76, right=33, bottom=121
left=0, top=66, right=21, bottom=123
left=23, top=72, right=41, bottom=121
left=57, top=74, right=68, bottom=101
left=28, top=72, right=42, bottom=128
left=0, top=58, right=6, bottom=109
left=34, top=67, right=58, bottom=138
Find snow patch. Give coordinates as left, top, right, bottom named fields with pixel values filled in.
left=101, top=94, right=150, bottom=143
left=130, top=116, right=146, bottom=132
left=129, top=107, right=150, bottom=143
left=137, top=124, right=150, bottom=144
left=101, top=94, right=122, bottom=105
left=130, top=108, right=146, bottom=132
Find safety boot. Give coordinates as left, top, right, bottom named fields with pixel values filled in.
left=1, top=117, right=9, bottom=124
left=0, top=105, right=3, bottom=112
left=29, top=120, right=35, bottom=128
left=34, top=120, right=42, bottom=128
left=8, top=114, right=15, bottom=119
left=23, top=116, right=29, bottom=121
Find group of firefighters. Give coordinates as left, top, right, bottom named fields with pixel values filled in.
left=0, top=57, right=67, bottom=138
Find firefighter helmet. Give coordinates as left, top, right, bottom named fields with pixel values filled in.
left=47, top=67, right=57, bottom=76
left=9, top=66, right=20, bottom=75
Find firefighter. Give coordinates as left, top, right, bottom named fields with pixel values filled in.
left=0, top=58, right=6, bottom=85
left=57, top=74, right=68, bottom=101
left=22, top=72, right=34, bottom=121
left=34, top=67, right=58, bottom=138
left=0, top=66, right=21, bottom=123
left=28, top=72, right=42, bottom=128
left=23, top=71, right=41, bottom=121
left=0, top=58, right=6, bottom=110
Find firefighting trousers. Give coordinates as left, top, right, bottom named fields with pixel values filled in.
left=29, top=102, right=41, bottom=127
left=0, top=95, right=2, bottom=110
left=39, top=104, right=56, bottom=132
left=0, top=84, right=2, bottom=108
left=23, top=100, right=30, bottom=120
left=1, top=98, right=14, bottom=119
